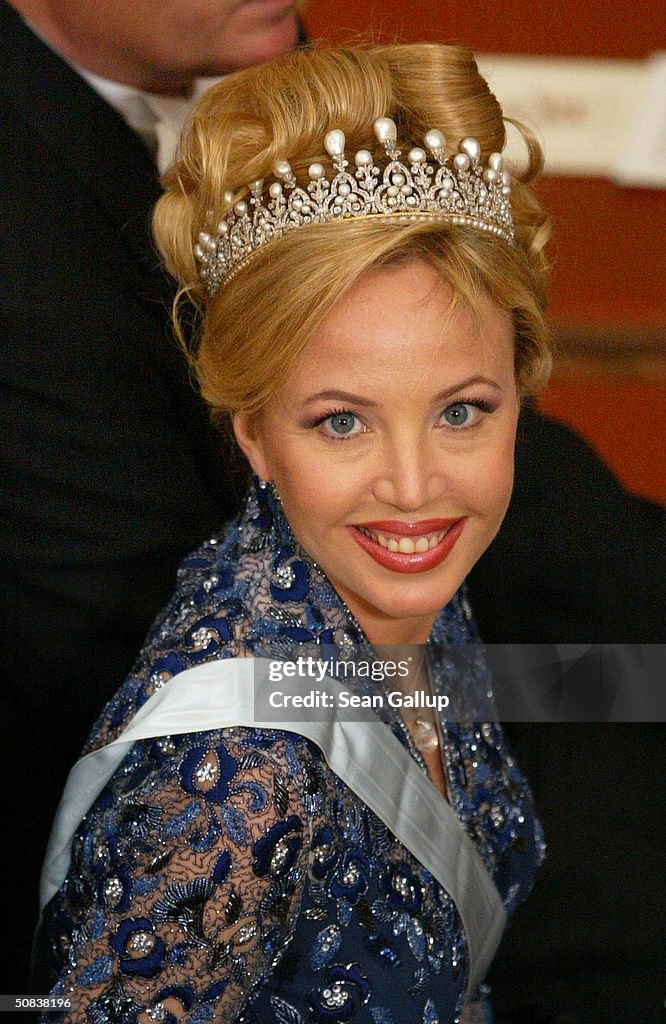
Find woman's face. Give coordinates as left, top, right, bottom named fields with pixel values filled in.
left=235, top=260, right=518, bottom=644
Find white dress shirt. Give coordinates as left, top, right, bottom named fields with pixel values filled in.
left=23, top=12, right=220, bottom=173
left=78, top=67, right=222, bottom=174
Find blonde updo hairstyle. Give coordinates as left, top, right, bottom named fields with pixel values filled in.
left=154, top=44, right=552, bottom=425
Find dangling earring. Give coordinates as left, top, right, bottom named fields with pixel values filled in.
left=258, top=479, right=281, bottom=503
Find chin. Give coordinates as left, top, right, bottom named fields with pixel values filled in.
left=333, top=574, right=462, bottom=638
left=232, top=10, right=299, bottom=68
left=374, top=588, right=457, bottom=622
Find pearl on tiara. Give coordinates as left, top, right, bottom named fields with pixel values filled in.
left=408, top=147, right=427, bottom=165
left=374, top=117, right=397, bottom=142
left=460, top=137, right=481, bottom=162
left=273, top=159, right=296, bottom=188
left=354, top=150, right=373, bottom=168
left=324, top=129, right=346, bottom=157
left=195, top=118, right=515, bottom=295
left=324, top=129, right=347, bottom=173
left=423, top=129, right=446, bottom=164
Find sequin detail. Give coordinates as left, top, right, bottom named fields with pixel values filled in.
left=39, top=480, right=541, bottom=1023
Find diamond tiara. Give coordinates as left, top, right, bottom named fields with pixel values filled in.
left=194, top=116, right=514, bottom=296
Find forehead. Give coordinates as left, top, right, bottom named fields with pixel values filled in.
left=289, top=260, right=514, bottom=392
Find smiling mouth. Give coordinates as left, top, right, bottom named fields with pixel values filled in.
left=356, top=525, right=452, bottom=554
left=348, top=518, right=465, bottom=574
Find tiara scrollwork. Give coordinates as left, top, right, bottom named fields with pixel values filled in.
left=194, top=117, right=514, bottom=296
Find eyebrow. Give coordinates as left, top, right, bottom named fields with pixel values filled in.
left=303, top=389, right=378, bottom=408
left=303, top=376, right=502, bottom=408
left=432, top=376, right=503, bottom=401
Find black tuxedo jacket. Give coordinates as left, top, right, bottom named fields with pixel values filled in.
left=1, top=1, right=664, bottom=1013
left=0, top=0, right=239, bottom=983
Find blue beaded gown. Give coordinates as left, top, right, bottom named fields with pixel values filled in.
left=37, top=480, right=544, bottom=1024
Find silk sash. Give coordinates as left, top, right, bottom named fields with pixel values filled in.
left=40, top=658, right=506, bottom=994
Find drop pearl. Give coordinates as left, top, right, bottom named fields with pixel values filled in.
left=324, top=129, right=346, bottom=157
left=423, top=128, right=445, bottom=152
left=374, top=117, right=397, bottom=143
left=460, top=137, right=481, bottom=162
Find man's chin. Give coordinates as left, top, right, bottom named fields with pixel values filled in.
left=230, top=5, right=300, bottom=69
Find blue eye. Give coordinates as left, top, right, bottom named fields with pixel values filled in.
left=326, top=412, right=357, bottom=435
left=308, top=407, right=365, bottom=440
left=442, top=402, right=473, bottom=427
left=439, top=400, right=493, bottom=428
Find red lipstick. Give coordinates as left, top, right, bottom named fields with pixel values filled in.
left=357, top=519, right=453, bottom=536
left=348, top=518, right=465, bottom=574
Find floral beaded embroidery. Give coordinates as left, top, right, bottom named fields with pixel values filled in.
left=41, top=480, right=543, bottom=1024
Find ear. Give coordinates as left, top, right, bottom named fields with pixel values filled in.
left=232, top=412, right=272, bottom=481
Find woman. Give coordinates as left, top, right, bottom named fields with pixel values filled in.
left=36, top=44, right=551, bottom=1023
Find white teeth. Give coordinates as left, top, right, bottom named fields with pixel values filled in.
left=358, top=524, right=452, bottom=553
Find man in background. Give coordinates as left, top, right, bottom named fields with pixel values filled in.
left=1, top=0, right=664, bottom=1015
left=0, top=0, right=303, bottom=987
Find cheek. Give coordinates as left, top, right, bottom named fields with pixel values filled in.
left=484, top=444, right=516, bottom=517
left=283, top=461, right=361, bottom=527
left=266, top=445, right=331, bottom=525
left=456, top=439, right=515, bottom=520
left=474, top=398, right=518, bottom=516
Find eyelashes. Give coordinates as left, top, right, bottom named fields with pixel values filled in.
left=439, top=398, right=495, bottom=428
left=306, top=408, right=365, bottom=440
left=303, top=398, right=498, bottom=441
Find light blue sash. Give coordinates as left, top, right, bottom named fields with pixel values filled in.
left=40, top=658, right=506, bottom=994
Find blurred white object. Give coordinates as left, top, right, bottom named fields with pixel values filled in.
left=477, top=52, right=665, bottom=188
left=613, top=52, right=666, bottom=188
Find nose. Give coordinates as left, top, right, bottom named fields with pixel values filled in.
left=372, top=434, right=443, bottom=512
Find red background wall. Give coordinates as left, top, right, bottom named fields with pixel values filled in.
left=304, top=1, right=666, bottom=503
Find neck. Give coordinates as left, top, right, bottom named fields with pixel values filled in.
left=341, top=596, right=436, bottom=647
left=373, top=643, right=429, bottom=688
